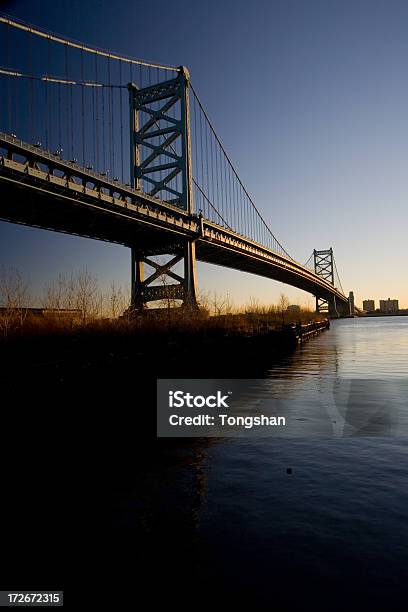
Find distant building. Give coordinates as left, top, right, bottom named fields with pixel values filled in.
left=363, top=299, right=375, bottom=313
left=379, top=298, right=399, bottom=313
left=0, top=307, right=82, bottom=322
left=348, top=291, right=355, bottom=315
left=287, top=305, right=301, bottom=313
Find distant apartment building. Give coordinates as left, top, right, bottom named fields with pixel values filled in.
left=379, top=298, right=399, bottom=313
left=348, top=291, right=355, bottom=315
left=363, top=299, right=375, bottom=313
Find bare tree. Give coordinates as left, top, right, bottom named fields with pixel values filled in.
left=42, top=273, right=67, bottom=311
left=0, top=266, right=30, bottom=336
left=123, top=283, right=131, bottom=307
left=42, top=271, right=133, bottom=323
left=108, top=281, right=125, bottom=319
left=224, top=293, right=233, bottom=315
left=43, top=270, right=100, bottom=325
left=66, top=274, right=77, bottom=310
left=245, top=296, right=260, bottom=314
left=212, top=292, right=227, bottom=316
left=74, top=270, right=100, bottom=325
left=279, top=293, right=290, bottom=325
left=197, top=289, right=211, bottom=316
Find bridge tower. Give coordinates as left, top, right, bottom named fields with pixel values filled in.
left=128, top=66, right=198, bottom=311
left=313, top=248, right=351, bottom=317
left=313, top=248, right=339, bottom=317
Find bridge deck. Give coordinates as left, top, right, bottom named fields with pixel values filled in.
left=0, top=134, right=348, bottom=305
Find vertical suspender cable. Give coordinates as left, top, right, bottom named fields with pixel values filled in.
left=81, top=48, right=85, bottom=166
left=223, top=149, right=228, bottom=226
left=138, top=64, right=143, bottom=188
left=219, top=142, right=224, bottom=223
left=6, top=24, right=12, bottom=133
left=58, top=82, right=62, bottom=151
left=210, top=128, right=215, bottom=220
left=199, top=107, right=204, bottom=207
left=205, top=115, right=210, bottom=218
left=229, top=165, right=233, bottom=232
left=65, top=43, right=71, bottom=158
left=233, top=165, right=238, bottom=234
left=222, top=151, right=226, bottom=226
left=193, top=96, right=199, bottom=211
left=45, top=40, right=49, bottom=150
left=129, top=60, right=133, bottom=186
left=69, top=46, right=74, bottom=159
left=228, top=164, right=233, bottom=230
left=119, top=61, right=124, bottom=183
left=102, top=73, right=106, bottom=172
left=215, top=137, right=220, bottom=224
left=108, top=56, right=113, bottom=177
left=48, top=35, right=52, bottom=150
left=240, top=184, right=244, bottom=236
left=92, top=64, right=96, bottom=168
left=95, top=54, right=99, bottom=171
left=28, top=28, right=33, bottom=143
left=107, top=56, right=111, bottom=174
left=44, top=82, right=49, bottom=149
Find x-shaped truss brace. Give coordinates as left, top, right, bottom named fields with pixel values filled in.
left=316, top=296, right=330, bottom=313
left=313, top=249, right=334, bottom=284
left=141, top=254, right=185, bottom=302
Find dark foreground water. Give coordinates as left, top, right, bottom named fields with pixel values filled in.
left=112, top=317, right=408, bottom=610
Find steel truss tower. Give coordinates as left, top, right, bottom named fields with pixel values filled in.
left=313, top=248, right=337, bottom=315
left=128, top=67, right=198, bottom=310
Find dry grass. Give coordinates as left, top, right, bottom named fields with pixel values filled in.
left=0, top=265, right=321, bottom=339
left=0, top=304, right=321, bottom=340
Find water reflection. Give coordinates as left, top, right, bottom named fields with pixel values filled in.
left=119, top=317, right=408, bottom=607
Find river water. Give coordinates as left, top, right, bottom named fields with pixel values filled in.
left=118, top=317, right=408, bottom=609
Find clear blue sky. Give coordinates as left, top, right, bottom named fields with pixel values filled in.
left=1, top=0, right=407, bottom=308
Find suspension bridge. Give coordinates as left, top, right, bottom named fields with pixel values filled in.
left=0, top=14, right=354, bottom=317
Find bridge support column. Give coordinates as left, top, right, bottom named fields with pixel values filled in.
left=130, top=248, right=145, bottom=311
left=328, top=296, right=340, bottom=318
left=316, top=294, right=351, bottom=318
left=315, top=295, right=338, bottom=317
left=129, top=240, right=198, bottom=312
left=182, top=240, right=198, bottom=308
